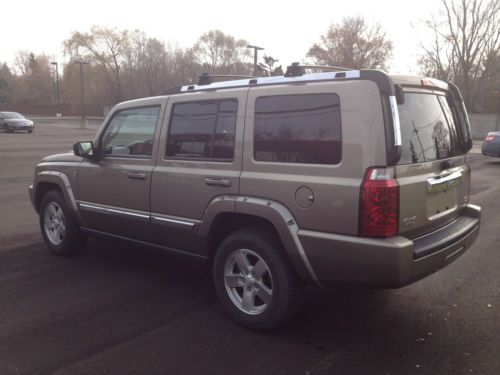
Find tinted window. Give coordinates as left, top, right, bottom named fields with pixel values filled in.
left=397, top=93, right=463, bottom=164
left=166, top=100, right=237, bottom=160
left=254, top=94, right=341, bottom=164
left=101, top=106, right=160, bottom=158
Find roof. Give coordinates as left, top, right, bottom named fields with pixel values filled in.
left=179, top=70, right=362, bottom=93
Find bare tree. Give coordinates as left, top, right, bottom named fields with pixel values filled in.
left=64, top=26, right=132, bottom=102
left=11, top=51, right=53, bottom=104
left=258, top=55, right=283, bottom=76
left=307, top=16, right=393, bottom=70
left=0, top=63, right=14, bottom=103
left=61, top=60, right=109, bottom=115
left=418, top=0, right=500, bottom=111
left=122, top=32, right=169, bottom=98
left=193, top=30, right=251, bottom=74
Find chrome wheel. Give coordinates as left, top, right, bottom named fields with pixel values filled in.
left=43, top=202, right=66, bottom=246
left=224, top=248, right=273, bottom=315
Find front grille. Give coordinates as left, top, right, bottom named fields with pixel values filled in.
left=413, top=215, right=478, bottom=259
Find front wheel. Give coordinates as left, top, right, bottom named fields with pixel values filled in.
left=39, top=190, right=87, bottom=256
left=213, top=228, right=305, bottom=331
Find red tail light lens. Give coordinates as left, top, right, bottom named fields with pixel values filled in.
left=359, top=167, right=399, bottom=238
left=485, top=134, right=496, bottom=142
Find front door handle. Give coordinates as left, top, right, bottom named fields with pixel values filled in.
left=127, top=172, right=147, bottom=180
left=204, top=177, right=231, bottom=187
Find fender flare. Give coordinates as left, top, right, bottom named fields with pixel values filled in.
left=199, top=195, right=322, bottom=286
left=31, top=171, right=86, bottom=225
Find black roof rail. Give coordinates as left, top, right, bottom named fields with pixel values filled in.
left=284, top=62, right=352, bottom=77
left=198, top=73, right=256, bottom=86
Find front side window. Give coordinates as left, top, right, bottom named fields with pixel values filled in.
left=166, top=99, right=238, bottom=160
left=101, top=106, right=160, bottom=158
left=254, top=94, right=342, bottom=165
left=397, top=92, right=463, bottom=164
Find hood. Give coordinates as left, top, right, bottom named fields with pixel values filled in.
left=41, top=152, right=82, bottom=163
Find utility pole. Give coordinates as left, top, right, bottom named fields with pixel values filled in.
left=247, top=45, right=264, bottom=76
left=50, top=62, right=61, bottom=117
left=75, top=60, right=89, bottom=129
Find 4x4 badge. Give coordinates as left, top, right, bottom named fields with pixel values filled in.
left=402, top=215, right=417, bottom=226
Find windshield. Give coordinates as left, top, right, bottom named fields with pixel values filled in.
left=397, top=92, right=463, bottom=165
left=3, top=112, right=25, bottom=120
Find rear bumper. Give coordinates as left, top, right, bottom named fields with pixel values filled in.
left=482, top=142, right=500, bottom=156
left=300, top=204, right=481, bottom=288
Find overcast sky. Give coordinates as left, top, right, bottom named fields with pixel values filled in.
left=1, top=0, right=439, bottom=74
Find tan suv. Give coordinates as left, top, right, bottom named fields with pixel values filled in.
left=30, top=65, right=481, bottom=330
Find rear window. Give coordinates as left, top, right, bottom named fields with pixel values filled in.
left=397, top=92, right=463, bottom=164
left=254, top=94, right=341, bottom=165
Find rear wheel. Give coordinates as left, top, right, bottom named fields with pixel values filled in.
left=39, top=190, right=87, bottom=256
left=213, top=228, right=305, bottom=331
left=3, top=124, right=12, bottom=133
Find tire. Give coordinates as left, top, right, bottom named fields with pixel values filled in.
left=28, top=129, right=33, bottom=133
left=213, top=228, right=305, bottom=331
left=3, top=124, right=12, bottom=133
left=39, top=190, right=87, bottom=256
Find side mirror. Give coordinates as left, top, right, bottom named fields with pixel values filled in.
left=73, top=141, right=96, bottom=160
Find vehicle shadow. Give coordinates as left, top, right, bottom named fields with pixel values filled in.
left=19, top=238, right=458, bottom=374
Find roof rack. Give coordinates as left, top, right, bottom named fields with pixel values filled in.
left=198, top=73, right=256, bottom=86
left=179, top=70, right=361, bottom=93
left=285, top=62, right=352, bottom=77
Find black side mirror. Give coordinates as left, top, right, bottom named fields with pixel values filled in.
left=73, top=141, right=96, bottom=160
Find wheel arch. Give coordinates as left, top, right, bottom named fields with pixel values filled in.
left=199, top=196, right=321, bottom=286
left=34, top=182, right=63, bottom=212
left=32, top=171, right=86, bottom=225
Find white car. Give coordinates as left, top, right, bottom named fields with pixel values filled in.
left=0, top=112, right=34, bottom=133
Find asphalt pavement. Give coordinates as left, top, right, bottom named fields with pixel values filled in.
left=0, top=121, right=499, bottom=374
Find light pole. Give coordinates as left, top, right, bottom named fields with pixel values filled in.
left=75, top=60, right=89, bottom=129
left=50, top=62, right=60, bottom=117
left=247, top=45, right=264, bottom=76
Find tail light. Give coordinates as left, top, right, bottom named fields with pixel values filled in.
left=359, top=167, right=399, bottom=238
left=485, top=133, right=497, bottom=142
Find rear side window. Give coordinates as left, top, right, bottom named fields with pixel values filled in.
left=166, top=99, right=237, bottom=160
left=254, top=94, right=341, bottom=165
left=397, top=92, right=463, bottom=164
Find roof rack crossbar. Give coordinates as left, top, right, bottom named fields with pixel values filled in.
left=285, top=62, right=353, bottom=77
left=198, top=73, right=256, bottom=86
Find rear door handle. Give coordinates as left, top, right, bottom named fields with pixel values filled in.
left=204, top=177, right=231, bottom=187
left=127, top=172, right=147, bottom=180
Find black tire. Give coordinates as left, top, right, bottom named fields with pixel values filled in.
left=39, top=190, right=87, bottom=256
left=4, top=124, right=12, bottom=133
left=27, top=129, right=33, bottom=133
left=213, top=228, right=305, bottom=331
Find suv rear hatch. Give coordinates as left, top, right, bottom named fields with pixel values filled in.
left=392, top=78, right=472, bottom=239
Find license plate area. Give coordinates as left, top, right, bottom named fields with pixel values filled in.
left=426, top=171, right=462, bottom=219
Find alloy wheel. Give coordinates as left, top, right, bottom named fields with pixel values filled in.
left=43, top=202, right=66, bottom=246
left=224, top=248, right=273, bottom=315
